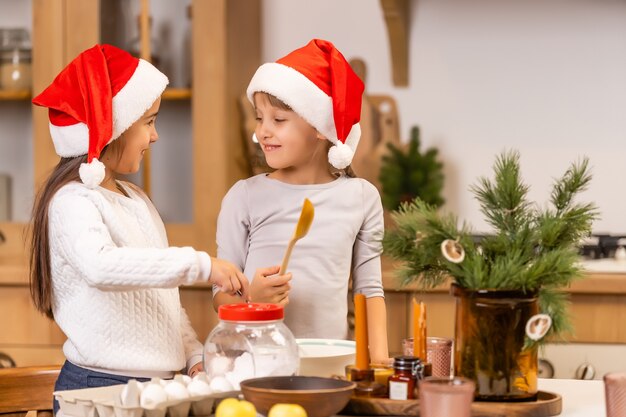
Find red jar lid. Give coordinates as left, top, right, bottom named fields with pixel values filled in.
left=218, top=303, right=284, bottom=321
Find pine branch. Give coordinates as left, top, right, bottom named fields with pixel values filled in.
left=470, top=150, right=533, bottom=233
left=551, top=158, right=593, bottom=212
left=382, top=150, right=598, bottom=340
left=539, top=288, right=573, bottom=339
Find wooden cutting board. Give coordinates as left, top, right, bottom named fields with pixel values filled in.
left=342, top=391, right=562, bottom=417
left=349, top=58, right=402, bottom=190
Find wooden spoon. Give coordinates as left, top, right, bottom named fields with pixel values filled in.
left=279, top=198, right=315, bottom=274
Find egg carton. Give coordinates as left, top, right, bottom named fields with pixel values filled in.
left=55, top=383, right=239, bottom=417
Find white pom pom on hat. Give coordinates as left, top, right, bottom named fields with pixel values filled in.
left=32, top=44, right=169, bottom=188
left=78, top=158, right=106, bottom=189
left=246, top=39, right=364, bottom=169
left=328, top=142, right=354, bottom=170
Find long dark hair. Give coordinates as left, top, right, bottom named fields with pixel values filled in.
left=29, top=156, right=85, bottom=318
left=258, top=92, right=357, bottom=178
left=29, top=141, right=123, bottom=319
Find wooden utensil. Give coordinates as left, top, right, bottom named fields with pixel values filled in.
left=279, top=198, right=314, bottom=274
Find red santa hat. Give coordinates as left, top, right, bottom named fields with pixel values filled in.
left=32, top=44, right=168, bottom=188
left=246, top=39, right=364, bottom=170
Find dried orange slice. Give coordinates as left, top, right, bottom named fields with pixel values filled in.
left=441, top=239, right=465, bottom=263
left=525, top=314, right=552, bottom=341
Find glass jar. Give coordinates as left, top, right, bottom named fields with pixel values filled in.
left=388, top=356, right=424, bottom=400
left=203, top=303, right=299, bottom=390
left=452, top=284, right=539, bottom=401
left=0, top=28, right=32, bottom=91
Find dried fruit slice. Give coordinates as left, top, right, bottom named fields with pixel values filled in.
left=525, top=313, right=552, bottom=341
left=441, top=239, right=465, bottom=263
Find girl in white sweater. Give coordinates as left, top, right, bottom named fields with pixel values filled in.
left=29, top=45, right=248, bottom=413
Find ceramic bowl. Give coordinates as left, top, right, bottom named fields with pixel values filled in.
left=296, top=338, right=356, bottom=378
left=240, top=376, right=356, bottom=417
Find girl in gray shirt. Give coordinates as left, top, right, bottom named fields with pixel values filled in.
left=214, top=39, right=390, bottom=365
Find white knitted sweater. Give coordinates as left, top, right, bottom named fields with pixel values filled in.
left=48, top=181, right=211, bottom=376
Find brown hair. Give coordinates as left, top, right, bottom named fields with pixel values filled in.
left=29, top=140, right=123, bottom=319
left=259, top=92, right=292, bottom=111
left=254, top=92, right=358, bottom=178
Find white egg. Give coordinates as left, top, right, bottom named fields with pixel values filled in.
left=187, top=379, right=212, bottom=397
left=209, top=376, right=233, bottom=393
left=209, top=356, right=232, bottom=376
left=140, top=383, right=168, bottom=408
left=193, top=371, right=210, bottom=384
left=164, top=380, right=190, bottom=400
left=120, top=379, right=141, bottom=407
left=174, top=374, right=192, bottom=386
left=224, top=372, right=240, bottom=391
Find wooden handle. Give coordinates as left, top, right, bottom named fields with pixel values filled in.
left=279, top=238, right=296, bottom=275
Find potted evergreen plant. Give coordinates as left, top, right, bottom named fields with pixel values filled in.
left=383, top=150, right=597, bottom=401
left=379, top=126, right=445, bottom=211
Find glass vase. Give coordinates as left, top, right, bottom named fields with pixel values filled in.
left=451, top=284, right=539, bottom=401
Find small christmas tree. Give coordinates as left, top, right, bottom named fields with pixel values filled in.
left=379, top=126, right=445, bottom=211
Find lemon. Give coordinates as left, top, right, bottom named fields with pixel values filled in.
left=268, top=403, right=307, bottom=417
left=215, top=398, right=256, bottom=417
left=238, top=400, right=257, bottom=417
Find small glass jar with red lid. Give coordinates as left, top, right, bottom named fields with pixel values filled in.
left=203, top=303, right=299, bottom=390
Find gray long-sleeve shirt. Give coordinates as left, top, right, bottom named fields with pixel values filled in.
left=216, top=173, right=385, bottom=339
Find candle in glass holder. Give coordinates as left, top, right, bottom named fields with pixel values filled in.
left=419, top=376, right=475, bottom=417
left=604, top=372, right=626, bottom=417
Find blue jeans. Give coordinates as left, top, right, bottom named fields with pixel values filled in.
left=53, top=361, right=150, bottom=415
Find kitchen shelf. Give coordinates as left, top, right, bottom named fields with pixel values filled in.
left=0, top=0, right=261, bottom=367
left=162, top=87, right=191, bottom=101
left=0, top=90, right=31, bottom=101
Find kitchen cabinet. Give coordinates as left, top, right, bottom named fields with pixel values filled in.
left=0, top=0, right=260, bottom=366
left=382, top=257, right=626, bottom=354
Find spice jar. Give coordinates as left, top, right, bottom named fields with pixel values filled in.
left=203, top=303, right=299, bottom=391
left=0, top=28, right=32, bottom=91
left=388, top=356, right=424, bottom=400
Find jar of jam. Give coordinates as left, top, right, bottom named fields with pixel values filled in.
left=388, top=356, right=424, bottom=400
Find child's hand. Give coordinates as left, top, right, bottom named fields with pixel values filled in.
left=249, top=266, right=291, bottom=305
left=210, top=258, right=250, bottom=300
left=187, top=361, right=203, bottom=377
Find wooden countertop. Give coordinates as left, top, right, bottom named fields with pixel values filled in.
left=2, top=256, right=626, bottom=295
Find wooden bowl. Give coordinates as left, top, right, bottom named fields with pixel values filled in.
left=240, top=376, right=356, bottom=417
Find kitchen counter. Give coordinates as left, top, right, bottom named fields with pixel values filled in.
left=538, top=378, right=605, bottom=417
